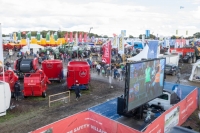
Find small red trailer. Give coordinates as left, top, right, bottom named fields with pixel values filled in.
left=67, top=61, right=90, bottom=90
left=0, top=70, right=18, bottom=97
left=41, top=60, right=63, bottom=82
left=23, top=69, right=50, bottom=98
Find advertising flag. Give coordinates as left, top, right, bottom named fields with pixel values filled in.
left=36, top=31, right=41, bottom=41
left=65, top=32, right=68, bottom=43
left=26, top=31, right=31, bottom=40
left=54, top=32, right=58, bottom=41
left=69, top=32, right=73, bottom=43
left=79, top=32, right=82, bottom=43
left=147, top=40, right=158, bottom=59
left=74, top=33, right=78, bottom=46
left=46, top=31, right=50, bottom=42
left=176, top=30, right=178, bottom=35
left=0, top=23, right=4, bottom=76
left=17, top=31, right=21, bottom=40
left=83, top=32, right=87, bottom=42
left=145, top=30, right=150, bottom=38
left=112, top=35, right=117, bottom=48
left=102, top=40, right=111, bottom=64
left=118, top=34, right=124, bottom=55
left=13, top=32, right=17, bottom=42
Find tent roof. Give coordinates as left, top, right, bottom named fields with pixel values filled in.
left=22, top=44, right=44, bottom=49
left=127, top=45, right=149, bottom=61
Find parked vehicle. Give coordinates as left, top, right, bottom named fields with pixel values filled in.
left=164, top=64, right=180, bottom=76
left=23, top=70, right=50, bottom=98
left=148, top=89, right=180, bottom=111
left=13, top=57, right=38, bottom=78
left=41, top=60, right=63, bottom=82
left=66, top=61, right=90, bottom=90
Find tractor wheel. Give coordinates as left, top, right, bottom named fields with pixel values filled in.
left=172, top=71, right=176, bottom=76
left=188, top=58, right=192, bottom=64
left=42, top=92, right=46, bottom=98
left=192, top=56, right=196, bottom=63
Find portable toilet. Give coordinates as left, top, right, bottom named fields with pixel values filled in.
left=0, top=81, right=11, bottom=116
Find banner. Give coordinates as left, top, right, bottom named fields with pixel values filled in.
left=102, top=40, right=111, bottom=64
left=13, top=32, right=17, bottom=42
left=70, top=32, right=73, bottom=43
left=112, top=35, right=117, bottom=48
left=0, top=23, right=4, bottom=75
left=65, top=32, right=68, bottom=43
left=74, top=33, right=78, bottom=46
left=83, top=33, right=87, bottom=43
left=147, top=40, right=158, bottom=59
left=118, top=34, right=124, bottom=55
left=79, top=32, right=82, bottom=43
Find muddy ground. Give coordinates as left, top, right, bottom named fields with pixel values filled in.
left=0, top=52, right=200, bottom=133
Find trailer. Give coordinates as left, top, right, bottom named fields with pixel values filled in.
left=0, top=81, right=11, bottom=116
left=23, top=70, right=50, bottom=98
left=0, top=70, right=18, bottom=97
left=67, top=61, right=90, bottom=90
left=41, top=60, right=63, bottom=82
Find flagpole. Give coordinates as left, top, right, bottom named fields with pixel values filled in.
left=0, top=23, right=5, bottom=81
left=109, top=40, right=112, bottom=88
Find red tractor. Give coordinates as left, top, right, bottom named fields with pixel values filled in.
left=0, top=70, right=19, bottom=97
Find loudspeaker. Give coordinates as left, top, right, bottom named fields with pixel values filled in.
left=117, top=97, right=125, bottom=115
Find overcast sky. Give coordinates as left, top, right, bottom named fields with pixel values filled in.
left=0, top=0, right=200, bottom=37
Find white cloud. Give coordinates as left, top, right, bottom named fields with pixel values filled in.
left=0, top=0, right=200, bottom=37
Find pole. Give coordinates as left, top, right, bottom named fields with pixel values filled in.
left=109, top=40, right=112, bottom=88
left=0, top=23, right=5, bottom=81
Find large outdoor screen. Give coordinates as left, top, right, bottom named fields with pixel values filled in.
left=127, top=58, right=166, bottom=111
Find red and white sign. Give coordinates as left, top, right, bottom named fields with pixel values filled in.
left=102, top=41, right=111, bottom=64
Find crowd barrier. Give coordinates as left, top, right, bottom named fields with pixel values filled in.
left=32, top=88, right=198, bottom=133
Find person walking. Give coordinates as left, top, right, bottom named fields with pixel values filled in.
left=96, top=63, right=101, bottom=75
left=176, top=70, right=181, bottom=84
left=14, top=81, right=21, bottom=101
left=74, top=80, right=81, bottom=101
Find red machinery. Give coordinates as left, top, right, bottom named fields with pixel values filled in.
left=14, top=57, right=38, bottom=78
left=23, top=69, right=50, bottom=98
left=41, top=60, right=63, bottom=82
left=0, top=70, right=19, bottom=97
left=170, top=47, right=196, bottom=63
left=67, top=61, right=90, bottom=90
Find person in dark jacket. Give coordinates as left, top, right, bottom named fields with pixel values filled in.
left=14, top=81, right=21, bottom=101
left=74, top=80, right=80, bottom=101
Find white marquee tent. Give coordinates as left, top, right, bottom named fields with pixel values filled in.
left=189, top=60, right=200, bottom=82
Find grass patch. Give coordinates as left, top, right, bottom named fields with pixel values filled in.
left=0, top=111, right=16, bottom=123
left=26, top=96, right=46, bottom=101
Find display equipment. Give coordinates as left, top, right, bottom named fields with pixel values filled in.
left=126, top=58, right=166, bottom=111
